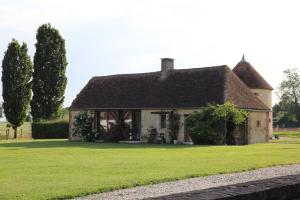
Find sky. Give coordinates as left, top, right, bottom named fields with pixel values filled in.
left=1, top=0, right=300, bottom=107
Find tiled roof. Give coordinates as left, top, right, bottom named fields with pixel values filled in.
left=233, top=60, right=273, bottom=90
left=70, top=65, right=269, bottom=111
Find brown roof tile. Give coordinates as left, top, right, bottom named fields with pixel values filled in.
left=233, top=60, right=273, bottom=90
left=70, top=65, right=269, bottom=111
left=224, top=67, right=269, bottom=110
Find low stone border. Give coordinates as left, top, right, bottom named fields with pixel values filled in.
left=73, top=164, right=300, bottom=200
left=150, top=174, right=300, bottom=200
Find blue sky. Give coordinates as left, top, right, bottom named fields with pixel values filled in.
left=1, top=0, right=300, bottom=106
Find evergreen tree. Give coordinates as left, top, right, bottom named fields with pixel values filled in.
left=0, top=102, right=3, bottom=118
left=31, top=23, right=68, bottom=121
left=1, top=39, right=33, bottom=138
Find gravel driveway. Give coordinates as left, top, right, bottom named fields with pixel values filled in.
left=72, top=164, right=300, bottom=200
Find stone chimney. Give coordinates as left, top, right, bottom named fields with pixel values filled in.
left=160, top=58, right=174, bottom=80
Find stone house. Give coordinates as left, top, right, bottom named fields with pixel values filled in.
left=69, top=56, right=273, bottom=144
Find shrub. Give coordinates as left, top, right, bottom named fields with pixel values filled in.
left=185, top=106, right=223, bottom=145
left=32, top=121, right=68, bottom=139
left=72, top=111, right=94, bottom=141
left=185, top=102, right=248, bottom=145
left=212, top=101, right=248, bottom=144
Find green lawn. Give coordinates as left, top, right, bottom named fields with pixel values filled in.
left=1, top=140, right=300, bottom=200
left=273, top=131, right=300, bottom=138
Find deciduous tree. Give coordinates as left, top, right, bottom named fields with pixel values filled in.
left=274, top=68, right=300, bottom=126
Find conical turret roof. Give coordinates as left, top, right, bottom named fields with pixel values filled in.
left=233, top=55, right=273, bottom=90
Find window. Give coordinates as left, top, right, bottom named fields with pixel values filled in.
left=256, top=120, right=261, bottom=127
left=160, top=114, right=167, bottom=129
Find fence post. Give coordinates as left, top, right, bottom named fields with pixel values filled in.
left=6, top=129, right=9, bottom=140
left=21, top=128, right=23, bottom=139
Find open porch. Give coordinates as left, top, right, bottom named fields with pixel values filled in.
left=91, top=110, right=141, bottom=142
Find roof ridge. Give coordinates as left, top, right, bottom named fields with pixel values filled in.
left=92, top=71, right=160, bottom=79
left=173, top=65, right=228, bottom=72
left=91, top=65, right=229, bottom=80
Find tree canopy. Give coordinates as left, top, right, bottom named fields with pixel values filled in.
left=274, top=68, right=300, bottom=127
left=279, top=68, right=300, bottom=105
left=1, top=39, right=33, bottom=138
left=31, top=23, right=68, bottom=122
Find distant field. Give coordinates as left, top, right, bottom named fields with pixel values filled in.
left=0, top=122, right=32, bottom=139
left=273, top=131, right=300, bottom=138
left=0, top=110, right=69, bottom=140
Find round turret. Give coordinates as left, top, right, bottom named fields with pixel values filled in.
left=233, top=55, right=273, bottom=109
left=233, top=55, right=273, bottom=139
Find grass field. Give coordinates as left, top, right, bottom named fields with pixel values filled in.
left=273, top=131, right=300, bottom=138
left=270, top=139, right=300, bottom=144
left=0, top=140, right=300, bottom=200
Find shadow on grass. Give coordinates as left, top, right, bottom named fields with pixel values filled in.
left=0, top=140, right=203, bottom=149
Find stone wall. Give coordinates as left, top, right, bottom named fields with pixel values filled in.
left=141, top=109, right=270, bottom=144
left=69, top=108, right=270, bottom=144
left=274, top=127, right=300, bottom=132
left=251, top=89, right=272, bottom=109
left=250, top=88, right=273, bottom=136
left=247, top=111, right=270, bottom=143
left=150, top=174, right=300, bottom=200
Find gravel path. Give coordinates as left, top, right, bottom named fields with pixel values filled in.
left=72, top=164, right=300, bottom=200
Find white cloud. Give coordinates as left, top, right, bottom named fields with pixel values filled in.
left=1, top=0, right=300, bottom=106
left=0, top=0, right=128, bottom=32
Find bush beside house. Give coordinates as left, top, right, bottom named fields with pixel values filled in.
left=185, top=102, right=248, bottom=145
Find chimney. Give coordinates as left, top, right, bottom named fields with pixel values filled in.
left=160, top=58, right=174, bottom=79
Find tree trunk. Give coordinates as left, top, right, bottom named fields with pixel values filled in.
left=224, top=120, right=227, bottom=145
left=13, top=127, right=17, bottom=139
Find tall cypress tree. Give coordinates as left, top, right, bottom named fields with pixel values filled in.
left=1, top=39, right=33, bottom=138
left=31, top=23, right=68, bottom=121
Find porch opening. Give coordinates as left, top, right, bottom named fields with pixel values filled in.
left=92, top=110, right=141, bottom=142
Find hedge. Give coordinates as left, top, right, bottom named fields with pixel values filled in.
left=32, top=121, right=69, bottom=139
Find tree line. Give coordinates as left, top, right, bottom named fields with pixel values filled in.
left=273, top=68, right=300, bottom=127
left=1, top=23, right=67, bottom=138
